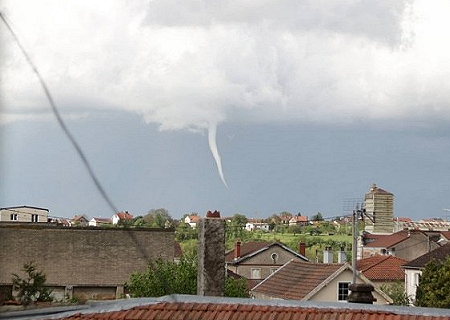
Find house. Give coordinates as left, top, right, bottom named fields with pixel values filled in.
left=251, top=260, right=392, bottom=304
left=402, top=243, right=450, bottom=303
left=359, top=229, right=440, bottom=261
left=184, top=214, right=200, bottom=228
left=289, top=214, right=308, bottom=226
left=71, top=214, right=89, bottom=226
left=225, top=241, right=308, bottom=286
left=89, top=217, right=112, bottom=227
left=356, top=254, right=407, bottom=288
left=112, top=211, right=134, bottom=225
left=0, top=205, right=49, bottom=223
left=7, top=294, right=450, bottom=320
left=394, top=219, right=450, bottom=232
left=245, top=219, right=270, bottom=231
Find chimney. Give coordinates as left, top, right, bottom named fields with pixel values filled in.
left=323, top=247, right=333, bottom=263
left=197, top=210, right=225, bottom=296
left=234, top=241, right=241, bottom=260
left=298, top=242, right=306, bottom=257
left=347, top=284, right=377, bottom=304
left=338, top=247, right=347, bottom=263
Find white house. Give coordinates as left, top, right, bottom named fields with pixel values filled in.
left=402, top=243, right=450, bottom=304
left=184, top=215, right=200, bottom=228
left=89, top=217, right=112, bottom=227
left=0, top=206, right=49, bottom=223
left=112, top=211, right=134, bottom=225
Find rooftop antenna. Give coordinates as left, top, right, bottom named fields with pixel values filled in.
left=443, top=208, right=450, bottom=221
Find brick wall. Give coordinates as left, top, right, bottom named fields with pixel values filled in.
left=0, top=224, right=174, bottom=287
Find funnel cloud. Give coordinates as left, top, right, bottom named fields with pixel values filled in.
left=2, top=0, right=450, bottom=186
left=208, top=124, right=228, bottom=188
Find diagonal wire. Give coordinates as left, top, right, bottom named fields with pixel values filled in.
left=0, top=12, right=119, bottom=214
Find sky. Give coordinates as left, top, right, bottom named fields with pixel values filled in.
left=1, top=0, right=450, bottom=220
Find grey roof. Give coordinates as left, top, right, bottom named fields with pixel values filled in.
left=403, top=242, right=450, bottom=269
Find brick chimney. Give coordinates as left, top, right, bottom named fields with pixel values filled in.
left=298, top=242, right=306, bottom=257
left=197, top=210, right=225, bottom=296
left=234, top=241, right=241, bottom=260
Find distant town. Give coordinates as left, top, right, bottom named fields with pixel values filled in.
left=2, top=183, right=450, bottom=317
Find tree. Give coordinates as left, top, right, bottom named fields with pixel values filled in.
left=415, top=257, right=450, bottom=308
left=311, top=212, right=324, bottom=221
left=380, top=281, right=410, bottom=306
left=144, top=208, right=173, bottom=228
left=126, top=257, right=249, bottom=298
left=231, top=214, right=247, bottom=227
left=12, top=262, right=53, bottom=305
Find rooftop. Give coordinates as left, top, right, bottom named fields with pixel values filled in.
left=252, top=260, right=344, bottom=300
left=403, top=243, right=450, bottom=269
left=357, top=255, right=407, bottom=281
left=7, top=295, right=450, bottom=320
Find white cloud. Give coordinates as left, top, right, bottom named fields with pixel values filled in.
left=1, top=0, right=450, bottom=131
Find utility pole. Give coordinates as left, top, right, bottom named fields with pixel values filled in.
left=352, top=208, right=357, bottom=284
left=352, top=204, right=365, bottom=285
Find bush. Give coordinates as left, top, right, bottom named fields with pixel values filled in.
left=12, top=262, right=53, bottom=305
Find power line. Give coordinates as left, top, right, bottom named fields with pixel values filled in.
left=0, top=12, right=119, bottom=214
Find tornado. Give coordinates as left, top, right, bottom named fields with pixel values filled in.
left=208, top=123, right=228, bottom=188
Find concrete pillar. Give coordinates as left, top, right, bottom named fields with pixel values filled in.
left=323, top=247, right=333, bottom=263
left=115, top=285, right=124, bottom=299
left=64, top=286, right=73, bottom=301
left=197, top=210, right=225, bottom=296
left=338, top=247, right=347, bottom=263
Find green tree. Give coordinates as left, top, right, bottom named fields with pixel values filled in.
left=144, top=208, right=173, bottom=228
left=415, top=257, right=450, bottom=308
left=311, top=212, right=324, bottom=221
left=12, top=262, right=53, bottom=305
left=225, top=277, right=250, bottom=298
left=380, top=281, right=410, bottom=306
left=126, top=257, right=248, bottom=298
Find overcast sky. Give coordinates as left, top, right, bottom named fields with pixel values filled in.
left=1, top=0, right=450, bottom=220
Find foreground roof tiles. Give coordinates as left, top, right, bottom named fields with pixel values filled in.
left=53, top=301, right=450, bottom=320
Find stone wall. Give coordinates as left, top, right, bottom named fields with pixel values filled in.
left=0, top=224, right=174, bottom=301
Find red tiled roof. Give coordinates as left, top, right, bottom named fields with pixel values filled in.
left=188, top=215, right=200, bottom=222
left=115, top=212, right=133, bottom=220
left=441, top=231, right=450, bottom=240
left=225, top=241, right=272, bottom=262
left=252, top=260, right=343, bottom=300
left=290, top=216, right=308, bottom=222
left=364, top=230, right=410, bottom=248
left=55, top=301, right=449, bottom=320
left=357, top=255, right=406, bottom=281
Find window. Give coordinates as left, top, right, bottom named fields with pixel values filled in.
left=10, top=214, right=18, bottom=221
left=31, top=214, right=38, bottom=222
left=338, top=282, right=350, bottom=301
left=251, top=268, right=261, bottom=279
left=271, top=252, right=278, bottom=263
